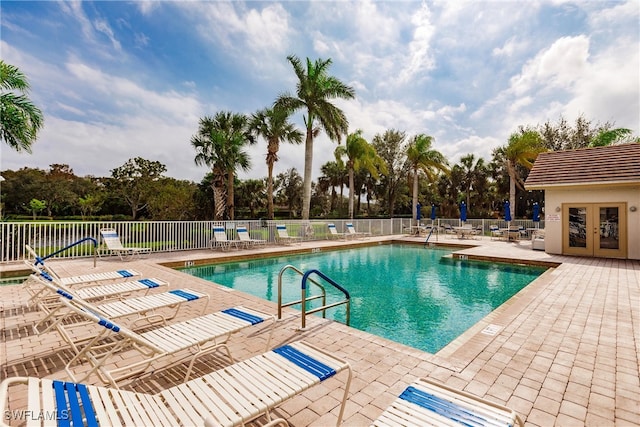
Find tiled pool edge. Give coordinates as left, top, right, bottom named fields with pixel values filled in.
left=435, top=266, right=559, bottom=366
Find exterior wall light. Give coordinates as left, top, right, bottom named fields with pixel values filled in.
left=630, top=206, right=637, bottom=212
left=555, top=206, right=561, bottom=212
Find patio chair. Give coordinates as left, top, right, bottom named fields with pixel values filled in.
left=24, top=262, right=169, bottom=306
left=99, top=228, right=151, bottom=260
left=211, top=226, right=240, bottom=251
left=236, top=225, right=267, bottom=248
left=58, top=296, right=275, bottom=387
left=489, top=225, right=504, bottom=240
left=506, top=225, right=521, bottom=242
left=28, top=272, right=209, bottom=351
left=275, top=224, right=302, bottom=245
left=373, top=377, right=524, bottom=427
left=442, top=223, right=455, bottom=236
left=327, top=223, right=347, bottom=239
left=346, top=222, right=370, bottom=239
left=24, top=244, right=141, bottom=286
left=0, top=340, right=351, bottom=427
left=531, top=229, right=545, bottom=251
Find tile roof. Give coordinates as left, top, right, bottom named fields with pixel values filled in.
left=525, top=143, right=640, bottom=189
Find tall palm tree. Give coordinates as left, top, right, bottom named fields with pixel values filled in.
left=0, top=60, right=44, bottom=153
left=406, top=134, right=448, bottom=225
left=191, top=112, right=253, bottom=220
left=334, top=129, right=387, bottom=219
left=224, top=113, right=254, bottom=220
left=274, top=55, right=355, bottom=220
left=319, top=160, right=346, bottom=213
left=249, top=107, right=303, bottom=219
left=457, top=154, right=487, bottom=213
left=501, top=129, right=545, bottom=219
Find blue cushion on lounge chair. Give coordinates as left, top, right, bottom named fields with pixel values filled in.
left=117, top=270, right=134, bottom=277
left=222, top=308, right=265, bottom=325
left=53, top=380, right=99, bottom=427
left=139, top=279, right=161, bottom=288
left=400, top=385, right=494, bottom=426
left=273, top=345, right=336, bottom=380
left=168, top=289, right=199, bottom=301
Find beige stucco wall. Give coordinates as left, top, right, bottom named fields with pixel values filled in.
left=543, top=185, right=640, bottom=260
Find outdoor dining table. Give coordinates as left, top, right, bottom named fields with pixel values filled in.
left=453, top=226, right=475, bottom=239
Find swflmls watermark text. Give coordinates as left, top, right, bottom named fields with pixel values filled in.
left=4, top=409, right=69, bottom=421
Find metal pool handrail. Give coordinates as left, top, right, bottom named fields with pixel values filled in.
left=300, top=269, right=351, bottom=330
left=277, top=265, right=327, bottom=320
left=34, top=237, right=98, bottom=267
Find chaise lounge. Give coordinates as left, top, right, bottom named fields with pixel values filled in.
left=0, top=340, right=351, bottom=427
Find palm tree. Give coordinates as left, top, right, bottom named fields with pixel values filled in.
left=406, top=134, right=448, bottom=225
left=319, top=160, right=346, bottom=213
left=501, top=129, right=545, bottom=219
left=249, top=107, right=303, bottom=219
left=191, top=112, right=253, bottom=220
left=192, top=117, right=227, bottom=220
left=274, top=55, right=355, bottom=220
left=335, top=129, right=387, bottom=219
left=1, top=60, right=44, bottom=153
left=457, top=154, right=487, bottom=213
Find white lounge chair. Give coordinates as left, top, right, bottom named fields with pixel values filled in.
left=24, top=244, right=141, bottom=286
left=25, top=263, right=168, bottom=306
left=99, top=228, right=151, bottom=260
left=373, top=377, right=524, bottom=427
left=211, top=226, right=240, bottom=251
left=236, top=225, right=267, bottom=248
left=0, top=340, right=351, bottom=427
left=28, top=273, right=209, bottom=352
left=58, top=296, right=275, bottom=387
left=275, top=224, right=302, bottom=245
left=346, top=222, right=370, bottom=239
left=327, top=223, right=347, bottom=239
left=489, top=225, right=504, bottom=240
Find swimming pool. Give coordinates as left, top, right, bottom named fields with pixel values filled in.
left=180, top=244, right=545, bottom=353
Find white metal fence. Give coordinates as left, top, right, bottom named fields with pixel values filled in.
left=0, top=218, right=543, bottom=263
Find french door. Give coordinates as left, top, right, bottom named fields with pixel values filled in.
left=562, top=203, right=627, bottom=258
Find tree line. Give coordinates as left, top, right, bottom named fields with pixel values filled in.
left=1, top=58, right=636, bottom=222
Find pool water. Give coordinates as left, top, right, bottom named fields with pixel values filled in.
left=180, top=244, right=545, bottom=353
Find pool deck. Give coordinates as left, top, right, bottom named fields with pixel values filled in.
left=1, top=235, right=638, bottom=426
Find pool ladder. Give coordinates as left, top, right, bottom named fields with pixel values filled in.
left=277, top=265, right=351, bottom=330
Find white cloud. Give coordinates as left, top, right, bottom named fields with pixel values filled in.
left=398, top=3, right=436, bottom=84
left=492, top=37, right=528, bottom=58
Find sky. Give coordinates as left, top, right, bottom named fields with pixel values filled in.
left=1, top=0, right=639, bottom=184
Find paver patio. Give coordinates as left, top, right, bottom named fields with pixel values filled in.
left=1, top=235, right=638, bottom=426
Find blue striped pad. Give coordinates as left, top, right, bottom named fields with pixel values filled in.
left=40, top=271, right=54, bottom=282
left=222, top=308, right=264, bottom=325
left=399, top=386, right=495, bottom=427
left=102, top=233, right=118, bottom=238
left=117, top=270, right=134, bottom=277
left=213, top=227, right=225, bottom=232
left=273, top=345, right=336, bottom=381
left=52, top=380, right=99, bottom=427
left=56, top=289, right=73, bottom=300
left=237, top=227, right=248, bottom=232
left=97, top=317, right=120, bottom=332
left=139, top=279, right=160, bottom=288
left=276, top=225, right=286, bottom=230
left=168, top=289, right=199, bottom=301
